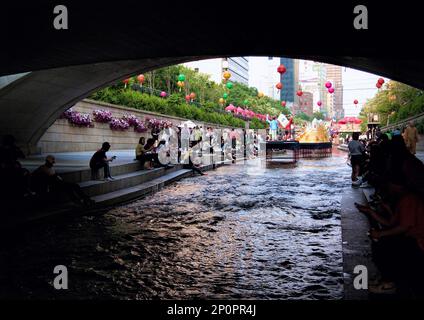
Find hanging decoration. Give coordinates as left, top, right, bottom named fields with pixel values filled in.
left=325, top=81, right=332, bottom=89
left=277, top=64, right=287, bottom=75
left=160, top=91, right=167, bottom=98
left=123, top=78, right=130, bottom=88
left=177, top=81, right=185, bottom=91
left=226, top=82, right=233, bottom=90
left=137, top=74, right=145, bottom=87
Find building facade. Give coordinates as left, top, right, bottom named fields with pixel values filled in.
left=293, top=91, right=313, bottom=116
left=184, top=57, right=249, bottom=86
left=280, top=58, right=299, bottom=109
left=326, top=64, right=344, bottom=120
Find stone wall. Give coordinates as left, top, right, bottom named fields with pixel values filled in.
left=37, top=99, right=232, bottom=153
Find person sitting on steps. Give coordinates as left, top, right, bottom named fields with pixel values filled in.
left=32, top=155, right=95, bottom=207
left=89, top=142, right=116, bottom=181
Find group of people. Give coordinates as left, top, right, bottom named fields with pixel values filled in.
left=0, top=135, right=94, bottom=210
left=347, top=122, right=424, bottom=295
left=265, top=114, right=294, bottom=141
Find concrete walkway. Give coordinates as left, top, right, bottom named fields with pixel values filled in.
left=341, top=187, right=379, bottom=299
left=20, top=150, right=136, bottom=173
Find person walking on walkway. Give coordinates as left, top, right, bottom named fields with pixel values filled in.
left=403, top=121, right=419, bottom=154
left=348, top=132, right=365, bottom=186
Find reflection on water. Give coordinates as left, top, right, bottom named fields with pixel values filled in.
left=0, top=151, right=350, bottom=299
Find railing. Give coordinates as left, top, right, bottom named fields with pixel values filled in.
left=381, top=111, right=424, bottom=132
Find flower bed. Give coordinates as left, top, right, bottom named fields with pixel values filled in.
left=93, top=109, right=113, bottom=123
left=110, top=118, right=130, bottom=131
left=61, top=109, right=93, bottom=127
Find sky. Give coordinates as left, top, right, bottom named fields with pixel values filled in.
left=342, top=67, right=389, bottom=117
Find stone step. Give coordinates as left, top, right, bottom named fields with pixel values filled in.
left=61, top=161, right=143, bottom=184
left=79, top=165, right=182, bottom=197
left=92, top=169, right=193, bottom=207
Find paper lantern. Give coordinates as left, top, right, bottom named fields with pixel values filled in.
left=378, top=78, right=385, bottom=85
left=325, top=81, right=332, bottom=89
left=258, top=92, right=264, bottom=98
left=296, top=90, right=303, bottom=97
left=317, top=101, right=322, bottom=106
left=281, top=101, right=286, bottom=107
left=185, top=95, right=191, bottom=102
left=276, top=82, right=283, bottom=90
left=376, top=82, right=382, bottom=89
left=223, top=71, right=231, bottom=80
left=354, top=99, right=358, bottom=105
left=190, top=92, right=196, bottom=100
left=219, top=98, right=225, bottom=104
left=160, top=91, right=167, bottom=98
left=226, top=82, right=233, bottom=89
left=328, top=88, right=335, bottom=94
left=137, top=74, right=145, bottom=84
left=277, top=65, right=287, bottom=74
left=178, top=74, right=186, bottom=82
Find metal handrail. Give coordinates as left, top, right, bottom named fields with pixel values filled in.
left=381, top=111, right=424, bottom=132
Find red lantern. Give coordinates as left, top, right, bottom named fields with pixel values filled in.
left=189, top=92, right=196, bottom=100
left=297, top=90, right=303, bottom=97
left=354, top=99, right=358, bottom=105
left=277, top=65, right=287, bottom=74
left=185, top=95, right=191, bottom=102
left=137, top=74, right=145, bottom=84
left=378, top=78, right=385, bottom=85
left=281, top=101, right=286, bottom=107
left=276, top=82, right=283, bottom=90
left=376, top=82, right=382, bottom=89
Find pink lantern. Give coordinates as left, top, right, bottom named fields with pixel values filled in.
left=160, top=91, right=167, bottom=97
left=317, top=101, right=322, bottom=106
left=328, top=87, right=335, bottom=94
left=325, top=81, right=332, bottom=89
left=354, top=99, right=358, bottom=105
left=185, top=94, right=191, bottom=102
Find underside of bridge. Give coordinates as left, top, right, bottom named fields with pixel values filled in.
left=1, top=1, right=423, bottom=152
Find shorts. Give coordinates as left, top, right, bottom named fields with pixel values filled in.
left=350, top=154, right=363, bottom=167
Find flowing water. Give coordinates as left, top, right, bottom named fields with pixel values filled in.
left=0, top=150, right=350, bottom=299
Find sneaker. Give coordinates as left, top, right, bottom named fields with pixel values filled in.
left=352, top=179, right=362, bottom=187
left=359, top=181, right=372, bottom=188
left=368, top=281, right=397, bottom=294
left=103, top=177, right=113, bottom=181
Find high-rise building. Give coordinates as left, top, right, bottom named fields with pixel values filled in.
left=293, top=91, right=313, bottom=116
left=248, top=57, right=280, bottom=99
left=184, top=57, right=249, bottom=86
left=326, top=64, right=344, bottom=120
left=280, top=58, right=298, bottom=109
